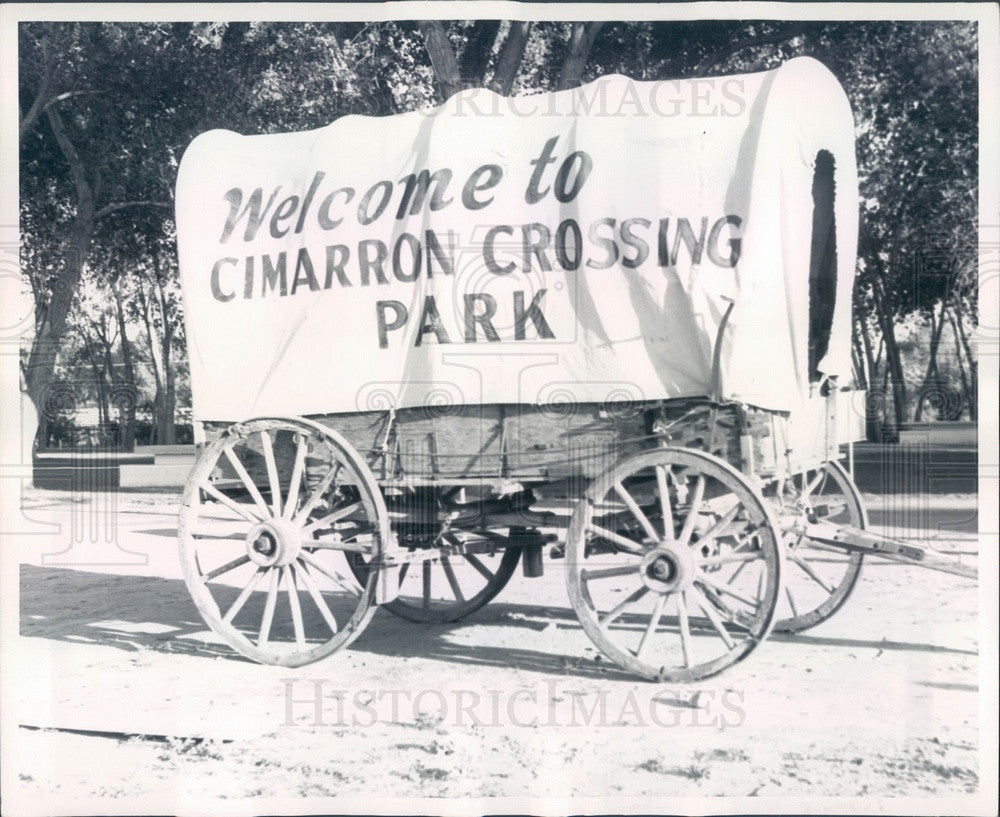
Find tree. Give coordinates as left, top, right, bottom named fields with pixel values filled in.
left=19, top=19, right=978, bottom=448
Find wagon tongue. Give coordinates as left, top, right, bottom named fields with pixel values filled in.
left=792, top=521, right=977, bottom=580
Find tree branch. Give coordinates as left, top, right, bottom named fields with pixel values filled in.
left=95, top=200, right=173, bottom=220
left=44, top=104, right=91, bottom=211
left=19, top=33, right=56, bottom=142
left=42, top=90, right=102, bottom=113
left=698, top=23, right=810, bottom=73
left=489, top=22, right=532, bottom=95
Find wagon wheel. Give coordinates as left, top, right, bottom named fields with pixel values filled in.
left=178, top=417, right=388, bottom=667
left=344, top=542, right=521, bottom=623
left=768, top=460, right=866, bottom=633
left=566, top=447, right=782, bottom=683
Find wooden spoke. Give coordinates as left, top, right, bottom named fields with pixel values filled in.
left=696, top=573, right=759, bottom=609
left=698, top=552, right=760, bottom=568
left=655, top=465, right=675, bottom=542
left=725, top=554, right=755, bottom=585
left=636, top=593, right=667, bottom=661
left=285, top=565, right=306, bottom=648
left=200, top=482, right=264, bottom=524
left=302, top=501, right=363, bottom=534
left=202, top=554, right=251, bottom=582
left=222, top=567, right=265, bottom=624
left=689, top=585, right=736, bottom=649
left=345, top=546, right=521, bottom=625
left=785, top=586, right=799, bottom=618
left=440, top=557, right=465, bottom=602
left=259, top=431, right=283, bottom=517
left=614, top=481, right=660, bottom=543
left=731, top=524, right=761, bottom=551
left=464, top=553, right=495, bottom=580
left=601, top=586, right=649, bottom=626
left=587, top=523, right=645, bottom=554
left=293, top=463, right=342, bottom=524
left=329, top=524, right=374, bottom=543
left=678, top=475, right=706, bottom=547
left=804, top=469, right=827, bottom=499
left=297, top=562, right=339, bottom=633
left=582, top=563, right=639, bottom=582
left=676, top=592, right=693, bottom=668
left=258, top=567, right=281, bottom=645
left=283, top=436, right=309, bottom=519
left=223, top=448, right=271, bottom=519
left=298, top=550, right=361, bottom=596
left=694, top=503, right=742, bottom=546
left=787, top=550, right=836, bottom=593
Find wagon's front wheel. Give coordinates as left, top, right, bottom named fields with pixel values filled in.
left=566, top=447, right=782, bottom=682
left=178, top=417, right=389, bottom=667
left=767, top=460, right=866, bottom=633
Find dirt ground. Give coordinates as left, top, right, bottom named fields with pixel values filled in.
left=5, top=486, right=984, bottom=812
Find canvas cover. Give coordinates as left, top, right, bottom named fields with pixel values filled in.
left=176, top=56, right=858, bottom=422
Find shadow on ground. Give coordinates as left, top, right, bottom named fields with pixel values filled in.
left=20, top=563, right=976, bottom=683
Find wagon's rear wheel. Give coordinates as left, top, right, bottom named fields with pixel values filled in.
left=178, top=417, right=388, bottom=667
left=768, top=460, right=866, bottom=633
left=345, top=544, right=520, bottom=623
left=566, top=447, right=782, bottom=683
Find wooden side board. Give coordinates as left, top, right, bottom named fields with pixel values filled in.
left=200, top=390, right=858, bottom=487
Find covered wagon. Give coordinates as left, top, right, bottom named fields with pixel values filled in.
left=173, top=57, right=973, bottom=681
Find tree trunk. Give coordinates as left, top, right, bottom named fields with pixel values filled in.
left=868, top=274, right=907, bottom=432
left=111, top=279, right=137, bottom=450
left=77, top=326, right=108, bottom=430
left=162, top=353, right=177, bottom=444
left=138, top=283, right=166, bottom=443
left=24, top=106, right=94, bottom=440
left=855, top=306, right=881, bottom=441
left=557, top=22, right=605, bottom=90
left=419, top=21, right=464, bottom=100
left=947, top=310, right=972, bottom=420
left=489, top=22, right=532, bottom=94
left=913, top=299, right=947, bottom=422
left=459, top=20, right=501, bottom=86
left=853, top=308, right=877, bottom=390
left=947, top=304, right=977, bottom=420
left=149, top=255, right=177, bottom=445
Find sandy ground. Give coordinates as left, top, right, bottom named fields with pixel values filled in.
left=5, top=487, right=984, bottom=812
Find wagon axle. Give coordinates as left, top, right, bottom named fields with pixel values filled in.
left=252, top=531, right=277, bottom=556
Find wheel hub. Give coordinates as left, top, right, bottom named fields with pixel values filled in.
left=246, top=518, right=302, bottom=567
left=640, top=544, right=695, bottom=594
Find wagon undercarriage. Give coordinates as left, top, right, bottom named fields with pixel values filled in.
left=176, top=404, right=977, bottom=682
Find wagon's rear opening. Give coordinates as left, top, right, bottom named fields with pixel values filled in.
left=808, top=149, right=838, bottom=383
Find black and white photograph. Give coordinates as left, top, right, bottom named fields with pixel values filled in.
left=0, top=2, right=997, bottom=814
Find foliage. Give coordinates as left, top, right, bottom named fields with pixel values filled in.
left=18, top=18, right=979, bottom=448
